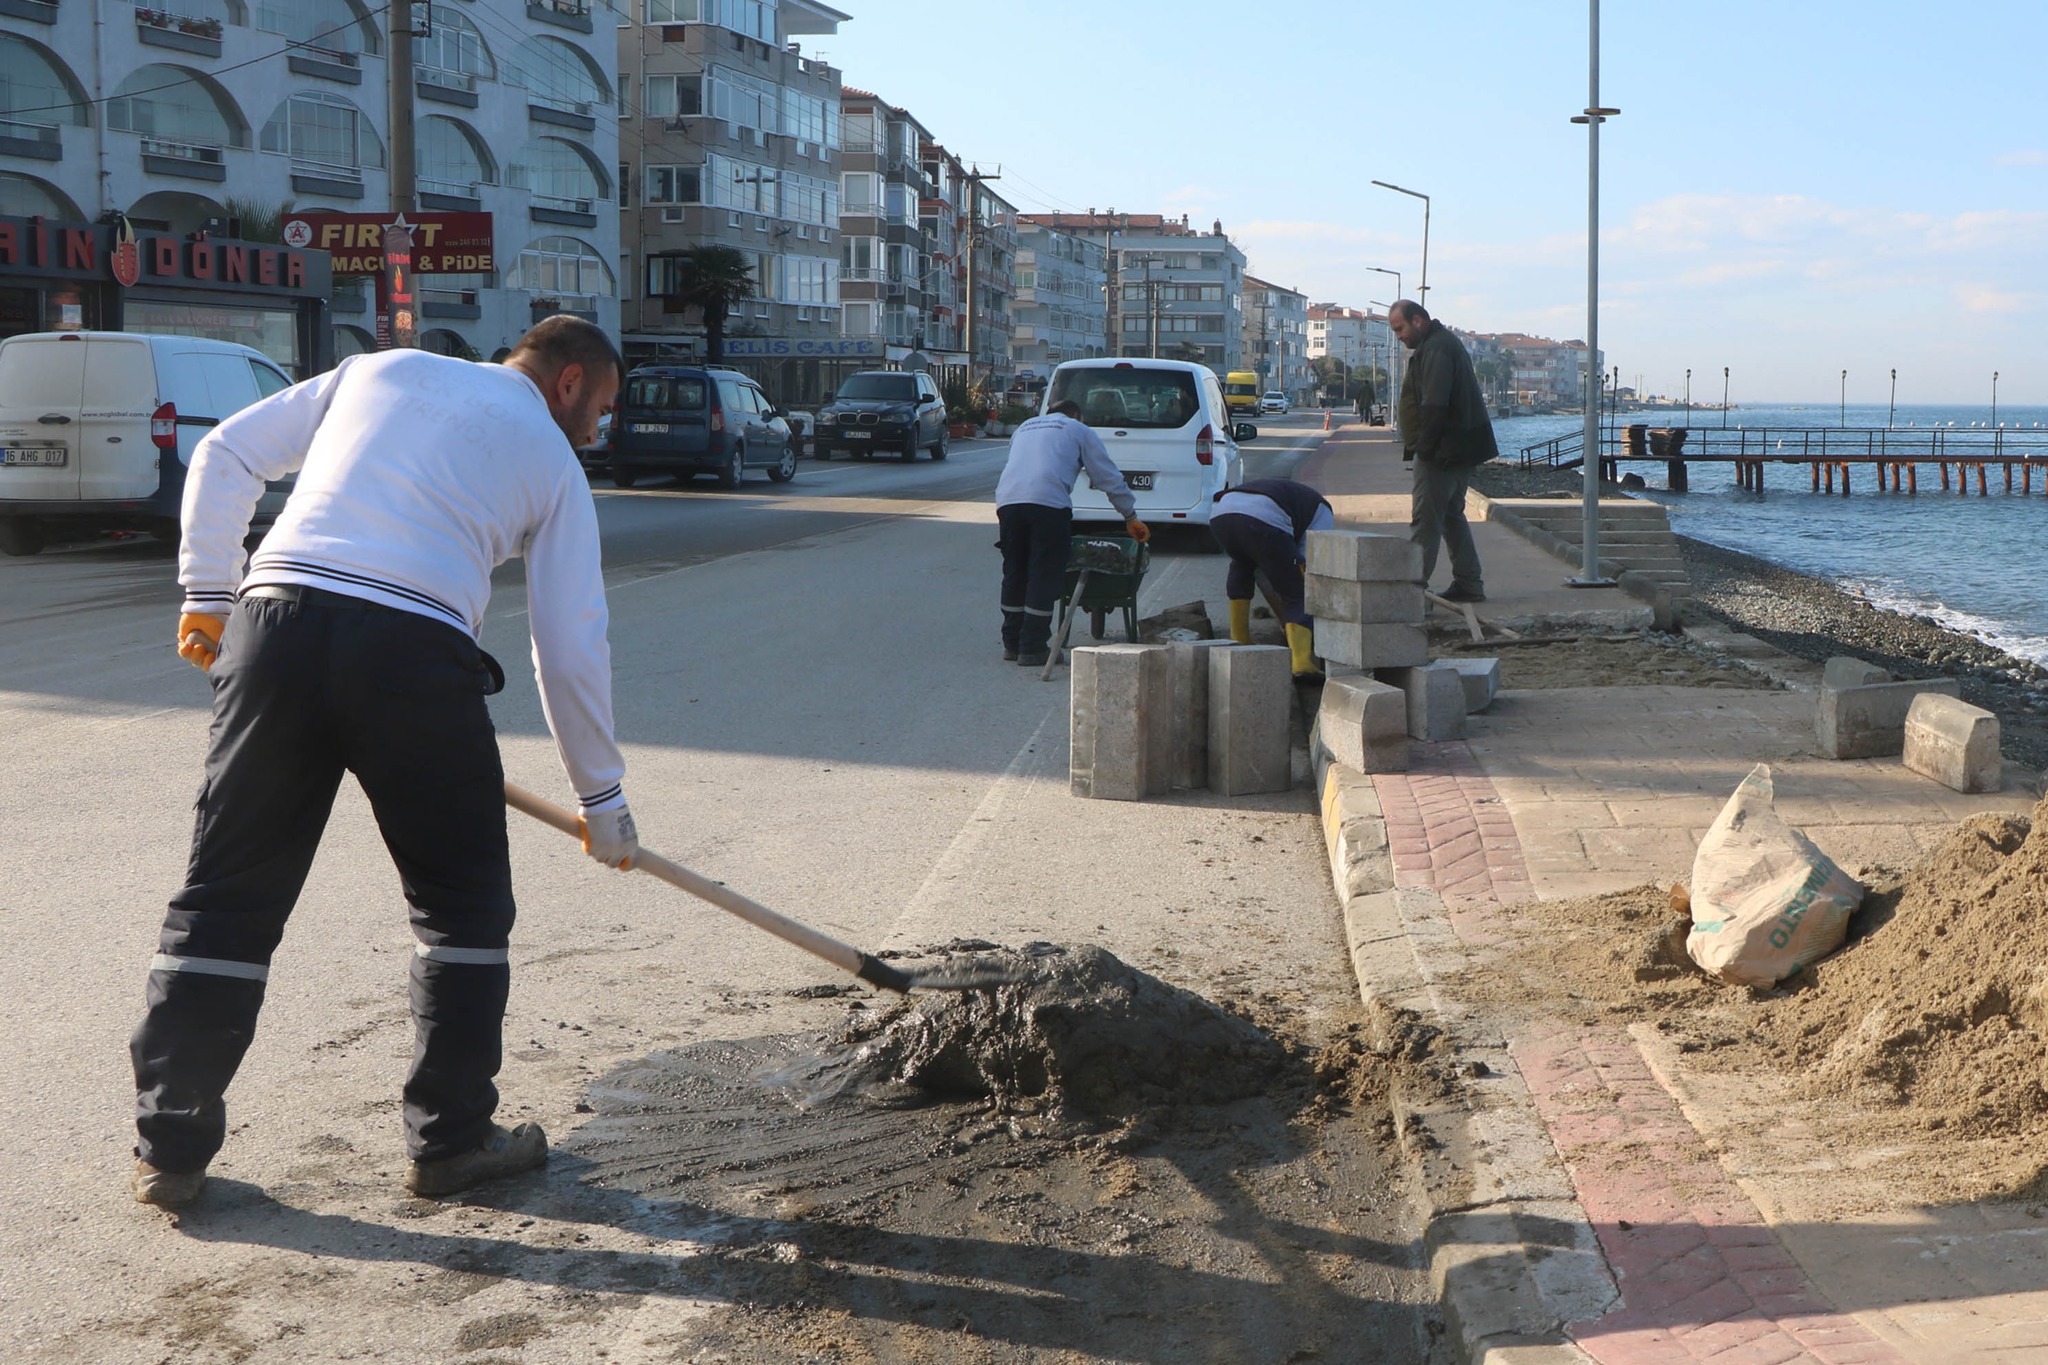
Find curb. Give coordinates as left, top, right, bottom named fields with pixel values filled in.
left=1316, top=749, right=1611, bottom=1365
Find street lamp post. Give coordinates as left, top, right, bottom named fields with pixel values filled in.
left=1368, top=267, right=1402, bottom=415
left=1684, top=368, right=1691, bottom=427
left=1568, top=6, right=1620, bottom=589
left=1840, top=369, right=1847, bottom=428
left=1992, top=370, right=2000, bottom=430
left=1888, top=368, right=1896, bottom=430
left=1721, top=366, right=1729, bottom=429
left=1371, top=180, right=1431, bottom=303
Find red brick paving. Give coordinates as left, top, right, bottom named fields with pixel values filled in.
left=1372, top=740, right=1532, bottom=946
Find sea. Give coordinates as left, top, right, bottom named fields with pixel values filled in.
left=1490, top=403, right=2048, bottom=666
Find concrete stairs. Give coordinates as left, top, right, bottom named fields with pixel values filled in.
left=1473, top=495, right=1694, bottom=617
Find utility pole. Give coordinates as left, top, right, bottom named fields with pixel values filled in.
left=960, top=164, right=1000, bottom=397
left=1101, top=208, right=1122, bottom=357
left=382, top=0, right=420, bottom=349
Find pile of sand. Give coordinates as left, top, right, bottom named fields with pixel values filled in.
left=776, top=942, right=1289, bottom=1122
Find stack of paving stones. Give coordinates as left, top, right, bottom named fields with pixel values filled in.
left=1070, top=641, right=1292, bottom=800
left=1301, top=530, right=1501, bottom=769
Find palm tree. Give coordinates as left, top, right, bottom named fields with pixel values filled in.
left=674, top=246, right=756, bottom=363
left=222, top=196, right=295, bottom=244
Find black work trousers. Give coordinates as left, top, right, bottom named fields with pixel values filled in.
left=131, top=588, right=515, bottom=1172
left=1211, top=513, right=1310, bottom=627
left=997, top=502, right=1072, bottom=655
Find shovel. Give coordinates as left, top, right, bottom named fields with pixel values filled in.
left=505, top=783, right=1020, bottom=994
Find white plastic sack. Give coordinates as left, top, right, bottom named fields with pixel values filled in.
left=1685, top=764, right=1864, bottom=987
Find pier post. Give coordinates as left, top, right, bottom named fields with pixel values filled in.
left=1840, top=463, right=1851, bottom=497
left=2004, top=463, right=2013, bottom=494
left=1977, top=464, right=1988, bottom=496
left=1940, top=463, right=1950, bottom=491
left=1667, top=459, right=1688, bottom=492
left=1812, top=463, right=1822, bottom=493
left=1908, top=463, right=1917, bottom=494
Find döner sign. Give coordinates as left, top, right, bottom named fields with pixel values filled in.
left=0, top=218, right=313, bottom=292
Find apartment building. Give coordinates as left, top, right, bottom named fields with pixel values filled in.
left=1241, top=275, right=1308, bottom=404
left=0, top=0, right=620, bottom=369
left=1307, top=303, right=1392, bottom=371
left=835, top=87, right=933, bottom=363
left=618, top=0, right=849, bottom=394
left=1009, top=219, right=1105, bottom=387
left=1015, top=212, right=1245, bottom=377
left=1495, top=332, right=1600, bottom=408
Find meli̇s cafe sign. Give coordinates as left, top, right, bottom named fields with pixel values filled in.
left=281, top=211, right=495, bottom=276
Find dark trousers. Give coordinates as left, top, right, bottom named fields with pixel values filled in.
left=997, top=502, right=1072, bottom=655
left=1211, top=513, right=1310, bottom=627
left=1410, top=459, right=1483, bottom=592
left=132, top=589, right=515, bottom=1171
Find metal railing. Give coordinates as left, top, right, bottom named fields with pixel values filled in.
left=1520, top=423, right=2048, bottom=469
left=0, top=117, right=59, bottom=146
left=291, top=156, right=362, bottom=184
left=532, top=193, right=594, bottom=214
left=294, top=44, right=361, bottom=68
left=140, top=137, right=224, bottom=164
left=419, top=176, right=481, bottom=199
left=417, top=65, right=476, bottom=91
left=526, top=93, right=594, bottom=116
left=134, top=7, right=223, bottom=37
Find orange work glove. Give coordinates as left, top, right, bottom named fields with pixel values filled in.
left=176, top=612, right=226, bottom=672
left=578, top=804, right=639, bottom=871
left=1124, top=518, right=1151, bottom=544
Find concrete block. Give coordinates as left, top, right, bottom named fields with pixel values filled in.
left=1376, top=662, right=1468, bottom=741
left=1166, top=638, right=1238, bottom=791
left=1304, top=529, right=1423, bottom=583
left=1207, top=644, right=1292, bottom=796
left=1904, top=692, right=2002, bottom=793
left=1070, top=644, right=1170, bottom=800
left=1816, top=676, right=1960, bottom=759
left=1447, top=657, right=1501, bottom=713
left=1317, top=620, right=1429, bottom=670
left=1314, top=675, right=1409, bottom=773
left=1304, top=574, right=1426, bottom=624
left=1822, top=656, right=1891, bottom=690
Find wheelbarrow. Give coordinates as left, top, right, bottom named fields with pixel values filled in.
left=1042, top=535, right=1149, bottom=680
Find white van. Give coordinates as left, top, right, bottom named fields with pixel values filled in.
left=1045, top=357, right=1251, bottom=527
left=0, top=331, right=296, bottom=555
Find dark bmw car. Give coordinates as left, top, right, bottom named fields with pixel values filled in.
left=813, top=370, right=948, bottom=461
left=608, top=365, right=797, bottom=489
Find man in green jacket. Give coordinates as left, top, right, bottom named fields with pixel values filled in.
left=1392, top=300, right=1496, bottom=603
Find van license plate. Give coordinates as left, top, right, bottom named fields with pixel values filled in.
left=633, top=422, right=669, bottom=434
left=2, top=447, right=65, bottom=467
left=1127, top=472, right=1155, bottom=490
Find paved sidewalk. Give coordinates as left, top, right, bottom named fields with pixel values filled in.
left=1304, top=422, right=2046, bottom=1365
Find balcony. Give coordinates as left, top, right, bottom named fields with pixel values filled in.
left=527, top=96, right=596, bottom=132
left=530, top=293, right=598, bottom=323
left=140, top=137, right=226, bottom=182
left=0, top=0, right=57, bottom=24
left=418, top=177, right=483, bottom=212
left=529, top=193, right=596, bottom=228
left=0, top=116, right=61, bottom=162
left=416, top=66, right=479, bottom=108
left=287, top=46, right=362, bottom=85
left=134, top=8, right=223, bottom=56
left=289, top=157, right=365, bottom=199
left=526, top=0, right=593, bottom=32
left=421, top=286, right=481, bottom=321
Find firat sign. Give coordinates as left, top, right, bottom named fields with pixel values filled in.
left=282, top=212, right=495, bottom=276
left=0, top=217, right=313, bottom=291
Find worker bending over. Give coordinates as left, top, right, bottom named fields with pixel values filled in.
left=993, top=399, right=1148, bottom=667
left=133, top=317, right=635, bottom=1209
left=1210, top=477, right=1335, bottom=681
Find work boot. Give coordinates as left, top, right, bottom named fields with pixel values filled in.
left=1441, top=583, right=1486, bottom=603
left=133, top=1159, right=207, bottom=1209
left=1284, top=622, right=1323, bottom=682
left=1002, top=646, right=1018, bottom=661
left=405, top=1122, right=548, bottom=1198
left=1226, top=598, right=1253, bottom=645
left=1017, top=651, right=1049, bottom=668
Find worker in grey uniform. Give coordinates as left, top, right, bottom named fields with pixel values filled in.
left=1210, top=477, right=1335, bottom=680
left=133, top=316, right=633, bottom=1209
left=993, top=399, right=1148, bottom=667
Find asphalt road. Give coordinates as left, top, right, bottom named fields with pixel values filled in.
left=0, top=412, right=1433, bottom=1362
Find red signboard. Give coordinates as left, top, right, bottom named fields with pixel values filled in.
left=281, top=211, right=494, bottom=276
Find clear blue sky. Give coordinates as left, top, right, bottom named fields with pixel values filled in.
left=814, top=1, right=2045, bottom=405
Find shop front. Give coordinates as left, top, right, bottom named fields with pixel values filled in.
left=0, top=215, right=333, bottom=378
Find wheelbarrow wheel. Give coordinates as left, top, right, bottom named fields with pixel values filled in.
left=1090, top=607, right=1106, bottom=640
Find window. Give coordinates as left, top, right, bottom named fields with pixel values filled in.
left=508, top=235, right=614, bottom=296
left=417, top=116, right=491, bottom=192
left=646, top=164, right=701, bottom=203
left=507, top=138, right=604, bottom=205
left=642, top=74, right=701, bottom=119
left=109, top=64, right=244, bottom=146
left=262, top=93, right=384, bottom=171
left=256, top=0, right=379, bottom=55
left=1048, top=366, right=1200, bottom=430
left=506, top=35, right=609, bottom=111
left=249, top=360, right=293, bottom=398
left=1, top=34, right=91, bottom=128
left=618, top=162, right=630, bottom=206
left=414, top=9, right=492, bottom=79
left=836, top=373, right=917, bottom=402
left=645, top=0, right=773, bottom=38
left=626, top=373, right=707, bottom=408
left=840, top=171, right=878, bottom=214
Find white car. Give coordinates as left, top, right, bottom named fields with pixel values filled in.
left=1046, top=357, right=1250, bottom=528
left=1260, top=391, right=1289, bottom=414
left=0, top=331, right=296, bottom=555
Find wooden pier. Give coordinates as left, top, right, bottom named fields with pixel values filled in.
left=1520, top=424, right=2048, bottom=497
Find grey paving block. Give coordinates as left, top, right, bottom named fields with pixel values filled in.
left=1304, top=574, right=1426, bottom=624
left=1071, top=643, right=1170, bottom=800
left=1904, top=692, right=2001, bottom=792
left=1314, top=675, right=1409, bottom=774
left=1376, top=662, right=1468, bottom=740
left=1166, top=639, right=1238, bottom=791
left=1317, top=620, right=1429, bottom=670
left=1447, top=657, right=1502, bottom=713
left=1304, top=529, right=1422, bottom=583
left=1816, top=677, right=1959, bottom=759
left=1821, top=656, right=1891, bottom=690
left=1207, top=644, right=1292, bottom=795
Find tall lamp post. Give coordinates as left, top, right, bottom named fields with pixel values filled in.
left=1368, top=267, right=1403, bottom=414
left=1371, top=180, right=1431, bottom=303
left=1568, top=0, right=1619, bottom=588
left=1684, top=367, right=1691, bottom=426
left=1721, top=365, right=1729, bottom=429
left=1888, top=368, right=1896, bottom=430
left=1840, top=369, right=1847, bottom=428
left=1992, top=370, right=2000, bottom=430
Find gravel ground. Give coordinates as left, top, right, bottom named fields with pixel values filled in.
left=1466, top=461, right=2048, bottom=773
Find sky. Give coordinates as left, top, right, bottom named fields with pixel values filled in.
left=812, top=0, right=2047, bottom=405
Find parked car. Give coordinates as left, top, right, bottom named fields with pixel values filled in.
left=812, top=370, right=948, bottom=461
left=607, top=365, right=797, bottom=489
left=577, top=407, right=614, bottom=471
left=1044, top=357, right=1250, bottom=529
left=0, top=330, right=297, bottom=556
left=1260, top=391, right=1289, bottom=415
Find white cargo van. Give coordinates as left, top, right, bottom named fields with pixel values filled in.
left=0, top=331, right=296, bottom=555
left=1044, top=358, right=1253, bottom=527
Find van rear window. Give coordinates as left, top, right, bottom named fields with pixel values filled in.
left=1048, top=368, right=1201, bottom=429
left=626, top=376, right=707, bottom=410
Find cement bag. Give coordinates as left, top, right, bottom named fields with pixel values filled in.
left=1685, top=764, right=1863, bottom=987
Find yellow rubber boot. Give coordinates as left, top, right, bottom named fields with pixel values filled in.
left=1285, top=622, right=1322, bottom=680
left=1227, top=598, right=1253, bottom=644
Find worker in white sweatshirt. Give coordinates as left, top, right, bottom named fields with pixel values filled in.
left=132, top=317, right=629, bottom=1209
left=993, top=399, right=1148, bottom=667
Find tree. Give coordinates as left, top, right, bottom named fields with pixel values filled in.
left=674, top=245, right=756, bottom=363
left=1473, top=357, right=1509, bottom=403
left=222, top=196, right=294, bottom=244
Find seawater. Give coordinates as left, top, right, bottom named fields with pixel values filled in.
left=1491, top=404, right=2048, bottom=666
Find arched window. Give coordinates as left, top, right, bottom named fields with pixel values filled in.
left=420, top=329, right=480, bottom=361
left=261, top=92, right=384, bottom=173
left=254, top=0, right=380, bottom=56
left=107, top=64, right=246, bottom=148
left=505, top=35, right=608, bottom=112
left=506, top=236, right=613, bottom=299
left=418, top=116, right=493, bottom=194
left=333, top=325, right=375, bottom=359
left=0, top=173, right=83, bottom=220
left=414, top=9, right=492, bottom=80
left=506, top=138, right=604, bottom=208
left=0, top=35, right=91, bottom=128
left=127, top=189, right=227, bottom=236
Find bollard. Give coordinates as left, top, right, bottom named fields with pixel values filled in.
left=1322, top=410, right=1332, bottom=431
